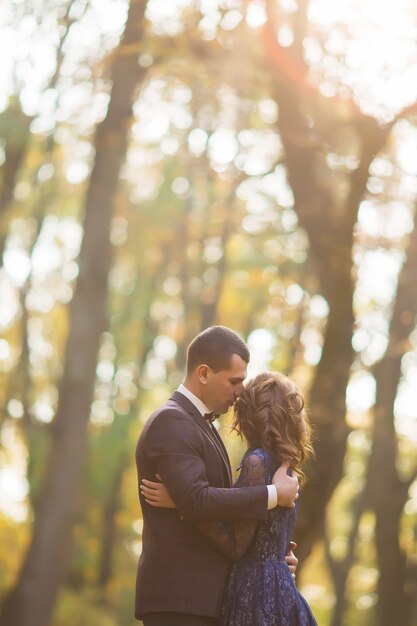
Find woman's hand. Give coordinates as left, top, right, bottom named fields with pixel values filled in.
left=285, top=541, right=298, bottom=579
left=140, top=474, right=176, bottom=509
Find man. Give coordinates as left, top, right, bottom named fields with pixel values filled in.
left=135, top=326, right=299, bottom=626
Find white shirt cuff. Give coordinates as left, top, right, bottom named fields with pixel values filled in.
left=267, top=484, right=277, bottom=510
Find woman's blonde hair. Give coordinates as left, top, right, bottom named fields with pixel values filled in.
left=232, top=371, right=313, bottom=480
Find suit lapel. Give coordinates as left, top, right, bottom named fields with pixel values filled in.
left=171, top=391, right=232, bottom=486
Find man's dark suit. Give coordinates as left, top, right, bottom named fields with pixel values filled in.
left=135, top=391, right=268, bottom=621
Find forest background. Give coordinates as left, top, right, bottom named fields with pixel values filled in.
left=0, top=1, right=416, bottom=625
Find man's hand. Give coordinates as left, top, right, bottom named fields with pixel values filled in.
left=285, top=541, right=298, bottom=580
left=140, top=475, right=176, bottom=509
left=272, top=462, right=299, bottom=508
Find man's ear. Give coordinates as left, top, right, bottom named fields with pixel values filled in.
left=197, top=364, right=210, bottom=384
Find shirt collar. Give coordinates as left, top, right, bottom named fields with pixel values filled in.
left=177, top=383, right=210, bottom=417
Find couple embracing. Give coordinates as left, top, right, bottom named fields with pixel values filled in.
left=135, top=326, right=317, bottom=626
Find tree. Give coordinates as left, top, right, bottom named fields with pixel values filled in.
left=368, top=206, right=417, bottom=626
left=259, top=2, right=417, bottom=572
left=0, top=2, right=148, bottom=624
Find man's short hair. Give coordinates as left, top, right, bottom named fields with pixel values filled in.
left=186, top=326, right=250, bottom=374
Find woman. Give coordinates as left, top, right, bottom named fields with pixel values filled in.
left=142, top=372, right=317, bottom=626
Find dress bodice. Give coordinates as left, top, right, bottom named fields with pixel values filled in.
left=235, top=448, right=299, bottom=564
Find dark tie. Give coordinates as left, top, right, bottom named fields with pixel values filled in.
left=204, top=412, right=216, bottom=423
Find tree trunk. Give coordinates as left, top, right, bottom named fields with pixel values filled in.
left=326, top=487, right=368, bottom=626
left=0, top=2, right=147, bottom=625
left=369, top=207, right=417, bottom=626
left=261, top=9, right=391, bottom=563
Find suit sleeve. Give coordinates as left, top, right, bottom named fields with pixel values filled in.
left=144, top=410, right=268, bottom=523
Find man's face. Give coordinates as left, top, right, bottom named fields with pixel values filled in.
left=200, top=354, right=247, bottom=415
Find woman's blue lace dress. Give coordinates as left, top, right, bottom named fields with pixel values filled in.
left=197, top=448, right=317, bottom=626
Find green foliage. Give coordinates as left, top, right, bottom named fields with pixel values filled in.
left=52, top=590, right=119, bottom=626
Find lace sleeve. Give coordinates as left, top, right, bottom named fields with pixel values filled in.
left=196, top=450, right=269, bottom=561
left=238, top=450, right=269, bottom=487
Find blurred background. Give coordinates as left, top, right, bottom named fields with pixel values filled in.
left=0, top=0, right=417, bottom=625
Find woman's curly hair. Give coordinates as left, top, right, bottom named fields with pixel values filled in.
left=232, top=372, right=313, bottom=480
